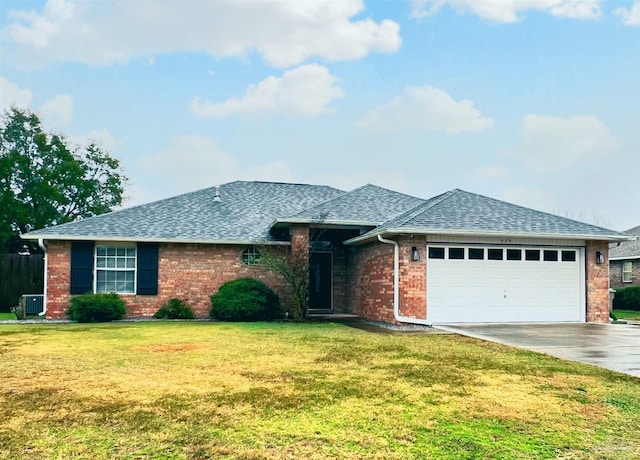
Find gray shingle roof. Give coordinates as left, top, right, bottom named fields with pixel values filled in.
left=23, top=181, right=344, bottom=243
left=610, top=226, right=640, bottom=259
left=275, top=184, right=425, bottom=226
left=349, top=189, right=629, bottom=242
left=23, top=183, right=630, bottom=245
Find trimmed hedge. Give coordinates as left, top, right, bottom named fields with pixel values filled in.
left=68, top=293, right=126, bottom=322
left=210, top=278, right=280, bottom=321
left=613, top=285, right=640, bottom=311
left=153, top=298, right=195, bottom=319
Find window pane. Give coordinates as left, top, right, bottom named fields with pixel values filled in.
left=525, top=250, right=540, bottom=261
left=428, top=247, right=445, bottom=259
left=449, top=248, right=465, bottom=260
left=488, top=249, right=503, bottom=260
left=544, top=250, right=558, bottom=262
left=95, top=245, right=137, bottom=294
left=623, top=262, right=632, bottom=282
left=469, top=248, right=484, bottom=260
left=561, top=251, right=576, bottom=262
left=507, top=249, right=522, bottom=261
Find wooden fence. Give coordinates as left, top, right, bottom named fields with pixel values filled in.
left=0, top=253, right=44, bottom=312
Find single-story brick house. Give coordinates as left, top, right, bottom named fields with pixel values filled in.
left=609, top=225, right=640, bottom=289
left=22, top=181, right=632, bottom=324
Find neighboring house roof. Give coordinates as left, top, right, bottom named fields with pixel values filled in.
left=610, top=225, right=640, bottom=260
left=346, top=189, right=630, bottom=244
left=271, top=184, right=425, bottom=227
left=22, top=181, right=344, bottom=244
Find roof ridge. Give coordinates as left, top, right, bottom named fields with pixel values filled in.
left=288, top=184, right=369, bottom=218
left=387, top=189, right=460, bottom=229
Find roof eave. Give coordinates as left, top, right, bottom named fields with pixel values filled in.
left=344, top=228, right=633, bottom=245
left=609, top=255, right=640, bottom=261
left=20, top=234, right=291, bottom=246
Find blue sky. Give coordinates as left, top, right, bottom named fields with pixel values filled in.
left=1, top=0, right=638, bottom=230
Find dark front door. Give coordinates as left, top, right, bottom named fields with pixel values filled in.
left=309, top=252, right=332, bottom=311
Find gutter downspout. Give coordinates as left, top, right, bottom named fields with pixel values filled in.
left=37, top=238, right=47, bottom=317
left=377, top=234, right=432, bottom=326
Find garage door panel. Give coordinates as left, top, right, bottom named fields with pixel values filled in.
left=426, top=245, right=584, bottom=323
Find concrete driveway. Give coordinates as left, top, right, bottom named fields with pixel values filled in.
left=436, top=323, right=640, bottom=378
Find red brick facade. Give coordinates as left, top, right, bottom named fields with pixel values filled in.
left=44, top=235, right=612, bottom=324
left=45, top=241, right=286, bottom=319
left=344, top=236, right=427, bottom=324
left=586, top=240, right=610, bottom=323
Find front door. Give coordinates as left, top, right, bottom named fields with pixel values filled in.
left=309, top=252, right=332, bottom=311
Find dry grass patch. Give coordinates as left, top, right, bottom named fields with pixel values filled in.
left=1, top=322, right=639, bottom=459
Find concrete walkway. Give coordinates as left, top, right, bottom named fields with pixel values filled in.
left=436, top=323, right=640, bottom=378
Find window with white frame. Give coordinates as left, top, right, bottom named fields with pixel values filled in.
left=95, top=245, right=136, bottom=293
left=622, top=261, right=633, bottom=283
left=242, top=247, right=261, bottom=265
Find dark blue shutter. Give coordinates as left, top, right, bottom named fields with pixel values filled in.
left=70, top=241, right=94, bottom=294
left=137, top=243, right=159, bottom=295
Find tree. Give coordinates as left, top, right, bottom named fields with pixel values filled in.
left=258, top=243, right=310, bottom=320
left=259, top=214, right=329, bottom=320
left=0, top=107, right=127, bottom=253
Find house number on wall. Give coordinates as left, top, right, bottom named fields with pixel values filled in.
left=500, top=239, right=512, bottom=244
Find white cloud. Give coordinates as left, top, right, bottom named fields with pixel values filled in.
left=190, top=64, right=343, bottom=119
left=517, top=114, right=620, bottom=171
left=68, top=129, right=121, bottom=152
left=39, top=94, right=73, bottom=128
left=614, top=1, right=640, bottom=26
left=476, top=165, right=509, bottom=180
left=139, top=135, right=295, bottom=194
left=357, top=85, right=494, bottom=133
left=411, top=0, right=601, bottom=23
left=0, top=76, right=33, bottom=110
left=0, top=76, right=74, bottom=129
left=2, top=0, right=401, bottom=69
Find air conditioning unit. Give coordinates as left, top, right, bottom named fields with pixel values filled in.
left=22, top=295, right=44, bottom=315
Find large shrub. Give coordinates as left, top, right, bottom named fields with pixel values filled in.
left=153, top=298, right=195, bottom=319
left=210, top=278, right=280, bottom=321
left=68, top=293, right=126, bottom=322
left=613, top=285, right=640, bottom=311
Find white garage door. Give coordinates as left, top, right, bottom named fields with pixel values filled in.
left=426, top=245, right=585, bottom=323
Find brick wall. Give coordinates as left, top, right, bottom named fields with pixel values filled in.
left=345, top=237, right=426, bottom=324
left=44, top=241, right=287, bottom=319
left=346, top=241, right=395, bottom=323
left=610, top=259, right=640, bottom=289
left=398, top=236, right=427, bottom=320
left=586, top=240, right=610, bottom=323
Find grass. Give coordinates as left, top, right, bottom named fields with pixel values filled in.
left=0, top=313, right=15, bottom=320
left=613, top=309, right=640, bottom=321
left=1, top=322, right=639, bottom=459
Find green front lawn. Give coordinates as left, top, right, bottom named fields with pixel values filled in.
left=1, top=322, right=638, bottom=459
left=613, top=309, right=640, bottom=321
left=0, top=312, right=15, bottom=320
